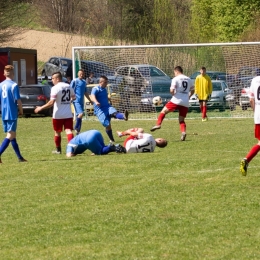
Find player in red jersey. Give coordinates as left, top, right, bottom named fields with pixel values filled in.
left=35, top=71, right=75, bottom=154
left=150, top=66, right=194, bottom=141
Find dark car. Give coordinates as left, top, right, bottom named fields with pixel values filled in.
left=190, top=70, right=227, bottom=84
left=19, top=84, right=52, bottom=117
left=41, top=57, right=72, bottom=77
left=66, top=60, right=114, bottom=81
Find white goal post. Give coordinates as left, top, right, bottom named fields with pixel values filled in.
left=72, top=42, right=260, bottom=120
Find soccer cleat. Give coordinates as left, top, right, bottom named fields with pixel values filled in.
left=150, top=125, right=161, bottom=132
left=181, top=132, right=186, bottom=141
left=240, top=158, right=248, bottom=176
left=75, top=129, right=80, bottom=135
left=115, top=144, right=126, bottom=153
left=117, top=131, right=123, bottom=137
left=52, top=147, right=61, bottom=154
left=202, top=117, right=208, bottom=122
left=18, top=158, right=27, bottom=162
left=124, top=110, right=129, bottom=121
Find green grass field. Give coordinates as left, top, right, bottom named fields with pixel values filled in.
left=1, top=116, right=260, bottom=259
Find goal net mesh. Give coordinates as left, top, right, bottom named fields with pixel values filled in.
left=72, top=43, right=260, bottom=120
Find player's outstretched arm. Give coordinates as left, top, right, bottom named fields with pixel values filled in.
left=34, top=99, right=55, bottom=113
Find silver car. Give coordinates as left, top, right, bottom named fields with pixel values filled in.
left=41, top=57, right=72, bottom=77
left=189, top=80, right=235, bottom=112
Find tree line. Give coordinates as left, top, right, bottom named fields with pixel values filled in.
left=1, top=0, right=260, bottom=45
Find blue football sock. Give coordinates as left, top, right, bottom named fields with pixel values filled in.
left=115, top=112, right=124, bottom=120
left=11, top=138, right=23, bottom=159
left=77, top=118, right=82, bottom=132
left=106, top=129, right=114, bottom=142
left=0, top=138, right=10, bottom=156
left=101, top=146, right=111, bottom=155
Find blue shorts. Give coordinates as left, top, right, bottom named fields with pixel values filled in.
left=2, top=120, right=17, bottom=132
left=95, top=106, right=117, bottom=127
left=73, top=102, right=84, bottom=116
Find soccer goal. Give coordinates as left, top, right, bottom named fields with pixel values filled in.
left=72, top=42, right=260, bottom=120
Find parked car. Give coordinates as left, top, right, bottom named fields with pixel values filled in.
left=66, top=60, right=114, bottom=82
left=41, top=57, right=72, bottom=77
left=190, top=71, right=227, bottom=85
left=37, top=75, right=68, bottom=86
left=19, top=84, right=52, bottom=116
left=238, top=78, right=253, bottom=110
left=189, top=80, right=234, bottom=112
left=112, top=64, right=172, bottom=111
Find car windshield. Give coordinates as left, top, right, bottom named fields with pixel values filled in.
left=19, top=87, right=43, bottom=94
left=238, top=68, right=258, bottom=77
left=61, top=59, right=72, bottom=67
left=213, top=82, right=222, bottom=91
left=190, top=71, right=226, bottom=80
left=138, top=66, right=166, bottom=77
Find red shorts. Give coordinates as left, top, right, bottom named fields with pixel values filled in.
left=255, top=124, right=260, bottom=140
left=165, top=102, right=188, bottom=118
left=52, top=118, right=73, bottom=132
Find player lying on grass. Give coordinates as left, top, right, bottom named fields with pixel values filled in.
left=117, top=128, right=167, bottom=153
left=66, top=129, right=126, bottom=157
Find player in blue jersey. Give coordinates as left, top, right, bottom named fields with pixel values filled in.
left=0, top=65, right=27, bottom=163
left=70, top=69, right=92, bottom=135
left=91, top=75, right=129, bottom=143
left=66, top=129, right=126, bottom=157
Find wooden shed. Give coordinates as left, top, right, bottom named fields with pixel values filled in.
left=0, top=47, right=37, bottom=85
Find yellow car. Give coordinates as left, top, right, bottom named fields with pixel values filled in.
left=71, top=84, right=119, bottom=117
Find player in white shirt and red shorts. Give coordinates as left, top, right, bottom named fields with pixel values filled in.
left=240, top=76, right=260, bottom=176
left=117, top=128, right=167, bottom=153
left=150, top=66, right=194, bottom=141
left=35, top=71, right=76, bottom=154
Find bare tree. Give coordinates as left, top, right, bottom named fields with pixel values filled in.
left=33, top=0, right=87, bottom=33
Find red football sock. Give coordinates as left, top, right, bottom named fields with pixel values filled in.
left=54, top=136, right=61, bottom=148
left=67, top=133, right=74, bottom=142
left=245, top=144, right=260, bottom=163
left=157, top=113, right=165, bottom=125
left=203, top=106, right=207, bottom=118
left=180, top=121, right=186, bottom=133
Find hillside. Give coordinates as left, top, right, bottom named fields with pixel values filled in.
left=4, top=29, right=121, bottom=63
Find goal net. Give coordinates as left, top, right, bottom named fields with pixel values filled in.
left=72, top=42, right=260, bottom=120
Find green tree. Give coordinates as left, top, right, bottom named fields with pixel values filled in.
left=0, top=1, right=31, bottom=44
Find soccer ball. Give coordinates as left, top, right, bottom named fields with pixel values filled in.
left=152, top=96, right=162, bottom=106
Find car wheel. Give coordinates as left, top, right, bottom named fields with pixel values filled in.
left=44, top=108, right=53, bottom=117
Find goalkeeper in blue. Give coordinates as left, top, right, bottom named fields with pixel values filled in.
left=66, top=129, right=126, bottom=157
left=0, top=65, right=27, bottom=163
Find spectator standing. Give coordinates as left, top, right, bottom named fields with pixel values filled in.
left=91, top=75, right=129, bottom=143
left=0, top=65, right=27, bottom=163
left=240, top=76, right=260, bottom=176
left=35, top=71, right=75, bottom=154
left=194, top=67, right=212, bottom=121
left=150, top=66, right=194, bottom=141
left=70, top=69, right=92, bottom=135
left=87, top=72, right=96, bottom=84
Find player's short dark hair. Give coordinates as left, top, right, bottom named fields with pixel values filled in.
left=156, top=139, right=168, bottom=148
left=201, top=66, right=206, bottom=70
left=78, top=69, right=84, bottom=73
left=52, top=71, right=62, bottom=80
left=100, top=75, right=108, bottom=81
left=174, top=66, right=183, bottom=74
